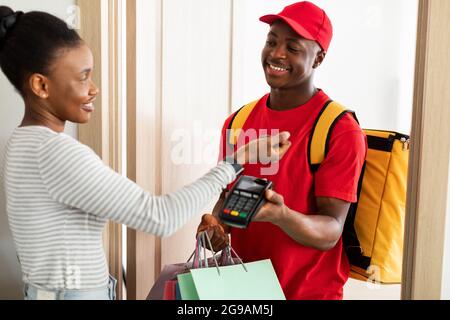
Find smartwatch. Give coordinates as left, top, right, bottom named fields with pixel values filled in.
left=224, top=156, right=244, bottom=176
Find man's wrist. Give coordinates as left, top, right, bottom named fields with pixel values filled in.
left=272, top=204, right=290, bottom=227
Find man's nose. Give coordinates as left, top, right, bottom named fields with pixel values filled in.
left=270, top=44, right=287, bottom=60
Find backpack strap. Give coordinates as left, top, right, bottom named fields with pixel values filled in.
left=227, top=99, right=260, bottom=149
left=309, top=100, right=358, bottom=172
left=227, top=99, right=358, bottom=173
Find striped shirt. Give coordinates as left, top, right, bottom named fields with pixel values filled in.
left=3, top=126, right=236, bottom=290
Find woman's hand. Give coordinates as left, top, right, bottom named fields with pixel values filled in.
left=233, top=131, right=291, bottom=165
left=196, top=214, right=230, bottom=252
left=253, top=190, right=289, bottom=225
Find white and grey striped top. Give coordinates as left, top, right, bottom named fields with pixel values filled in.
left=3, top=126, right=236, bottom=290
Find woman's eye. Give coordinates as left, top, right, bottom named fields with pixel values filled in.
left=266, top=40, right=276, bottom=47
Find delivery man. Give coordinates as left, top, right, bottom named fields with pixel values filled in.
left=197, top=1, right=367, bottom=300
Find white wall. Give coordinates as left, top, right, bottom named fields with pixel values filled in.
left=231, top=0, right=418, bottom=134
left=230, top=0, right=418, bottom=300
left=160, top=0, right=233, bottom=268
left=0, top=0, right=76, bottom=299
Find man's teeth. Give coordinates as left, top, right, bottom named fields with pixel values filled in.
left=269, top=64, right=288, bottom=72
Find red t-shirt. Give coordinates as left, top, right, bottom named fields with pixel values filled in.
left=219, top=90, right=367, bottom=300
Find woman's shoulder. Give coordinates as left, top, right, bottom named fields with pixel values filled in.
left=10, top=127, right=99, bottom=164
left=6, top=126, right=58, bottom=154
left=4, top=126, right=96, bottom=173
left=37, top=130, right=97, bottom=158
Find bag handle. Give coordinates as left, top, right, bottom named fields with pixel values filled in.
left=220, top=246, right=234, bottom=266
left=227, top=245, right=248, bottom=272
left=186, top=235, right=206, bottom=268
left=192, top=231, right=248, bottom=275
left=191, top=232, right=222, bottom=275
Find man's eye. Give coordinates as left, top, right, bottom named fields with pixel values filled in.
left=266, top=40, right=276, bottom=47
left=288, top=46, right=300, bottom=52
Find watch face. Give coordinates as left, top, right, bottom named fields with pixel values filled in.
left=234, top=164, right=244, bottom=175
left=224, top=158, right=243, bottom=174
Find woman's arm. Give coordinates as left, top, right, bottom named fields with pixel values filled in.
left=37, top=132, right=290, bottom=237
left=37, top=134, right=236, bottom=237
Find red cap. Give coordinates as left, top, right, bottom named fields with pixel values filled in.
left=260, top=1, right=333, bottom=52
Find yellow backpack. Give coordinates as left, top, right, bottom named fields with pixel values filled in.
left=227, top=99, right=410, bottom=284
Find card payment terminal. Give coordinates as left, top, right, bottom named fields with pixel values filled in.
left=219, top=175, right=273, bottom=229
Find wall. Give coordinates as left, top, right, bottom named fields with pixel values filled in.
left=0, top=0, right=76, bottom=299
left=160, top=0, right=233, bottom=268
left=231, top=0, right=418, bottom=133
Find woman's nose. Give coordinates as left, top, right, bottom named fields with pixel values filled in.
left=89, top=81, right=100, bottom=96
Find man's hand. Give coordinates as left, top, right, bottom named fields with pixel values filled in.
left=254, top=189, right=352, bottom=251
left=196, top=214, right=230, bottom=252
left=253, top=190, right=288, bottom=224
left=233, top=131, right=292, bottom=165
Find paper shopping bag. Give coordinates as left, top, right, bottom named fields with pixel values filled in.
left=162, top=280, right=178, bottom=300
left=147, top=232, right=222, bottom=300
left=177, top=259, right=285, bottom=300
left=177, top=272, right=199, bottom=300
left=147, top=262, right=191, bottom=300
left=175, top=282, right=182, bottom=300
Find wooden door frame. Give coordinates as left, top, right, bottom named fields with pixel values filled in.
left=402, top=0, right=450, bottom=300
left=78, top=0, right=162, bottom=301
left=125, top=0, right=163, bottom=300
left=77, top=0, right=124, bottom=300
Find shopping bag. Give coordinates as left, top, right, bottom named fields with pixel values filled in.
left=162, top=280, right=178, bottom=300
left=147, top=232, right=226, bottom=300
left=146, top=262, right=191, bottom=300
left=175, top=282, right=182, bottom=300
left=177, top=272, right=199, bottom=300
left=178, top=258, right=285, bottom=300
left=176, top=234, right=285, bottom=300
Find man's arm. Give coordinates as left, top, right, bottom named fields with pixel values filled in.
left=265, top=117, right=365, bottom=250
left=254, top=191, right=350, bottom=251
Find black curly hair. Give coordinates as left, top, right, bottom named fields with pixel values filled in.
left=0, top=6, right=83, bottom=96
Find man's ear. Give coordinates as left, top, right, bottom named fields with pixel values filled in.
left=313, top=51, right=326, bottom=69
left=28, top=73, right=50, bottom=99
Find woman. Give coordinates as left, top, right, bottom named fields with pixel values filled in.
left=0, top=7, right=291, bottom=300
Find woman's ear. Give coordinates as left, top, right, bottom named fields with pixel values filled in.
left=313, top=51, right=326, bottom=69
left=29, top=73, right=50, bottom=99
